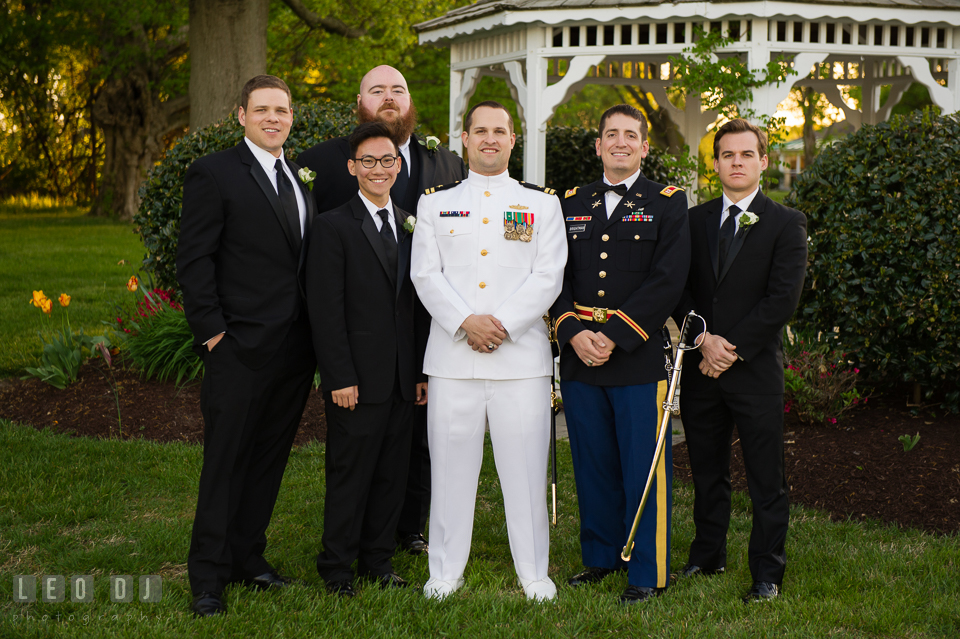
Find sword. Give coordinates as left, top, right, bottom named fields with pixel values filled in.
left=544, top=314, right=560, bottom=526
left=621, top=310, right=706, bottom=561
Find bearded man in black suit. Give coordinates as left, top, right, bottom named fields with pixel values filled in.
left=177, top=75, right=317, bottom=617
left=673, top=118, right=807, bottom=603
left=297, top=64, right=466, bottom=555
left=306, top=121, right=428, bottom=596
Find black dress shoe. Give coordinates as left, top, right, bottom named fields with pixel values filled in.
left=567, top=566, right=623, bottom=587
left=191, top=591, right=226, bottom=617
left=679, top=564, right=725, bottom=578
left=244, top=569, right=299, bottom=590
left=742, top=581, right=780, bottom=603
left=371, top=572, right=409, bottom=589
left=399, top=533, right=429, bottom=556
left=326, top=579, right=356, bottom=598
left=619, top=585, right=665, bottom=605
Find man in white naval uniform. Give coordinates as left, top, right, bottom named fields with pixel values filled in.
left=411, top=101, right=567, bottom=601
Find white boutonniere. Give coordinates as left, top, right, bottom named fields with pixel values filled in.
left=419, top=135, right=441, bottom=155
left=403, top=215, right=417, bottom=233
left=298, top=167, right=316, bottom=191
left=737, top=211, right=759, bottom=229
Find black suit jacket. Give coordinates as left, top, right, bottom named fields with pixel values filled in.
left=306, top=195, right=428, bottom=404
left=674, top=192, right=807, bottom=395
left=177, top=141, right=317, bottom=370
left=296, top=133, right=467, bottom=215
left=551, top=175, right=690, bottom=386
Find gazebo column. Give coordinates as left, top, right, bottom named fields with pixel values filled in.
left=448, top=66, right=482, bottom=159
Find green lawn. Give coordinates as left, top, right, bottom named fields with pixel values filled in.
left=0, top=207, right=145, bottom=377
left=1, top=421, right=957, bottom=638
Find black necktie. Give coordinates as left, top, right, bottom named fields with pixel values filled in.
left=718, top=204, right=739, bottom=272
left=392, top=149, right=410, bottom=209
left=377, top=208, right=398, bottom=279
left=275, top=159, right=302, bottom=254
left=596, top=183, right=628, bottom=196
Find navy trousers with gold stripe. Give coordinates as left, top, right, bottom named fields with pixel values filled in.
left=561, top=379, right=671, bottom=589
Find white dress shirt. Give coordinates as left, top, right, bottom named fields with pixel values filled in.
left=720, top=187, right=760, bottom=233
left=357, top=191, right=398, bottom=240
left=602, top=168, right=641, bottom=218
left=243, top=137, right=306, bottom=237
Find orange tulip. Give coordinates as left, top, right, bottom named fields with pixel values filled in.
left=58, top=293, right=71, bottom=307
left=127, top=275, right=139, bottom=292
left=30, top=290, right=47, bottom=308
left=41, top=297, right=53, bottom=314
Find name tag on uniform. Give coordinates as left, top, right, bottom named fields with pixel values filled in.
left=567, top=224, right=586, bottom=233
left=439, top=211, right=470, bottom=217
left=504, top=211, right=534, bottom=242
left=565, top=216, right=591, bottom=221
left=622, top=213, right=653, bottom=222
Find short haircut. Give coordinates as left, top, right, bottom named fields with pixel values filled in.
left=713, top=118, right=768, bottom=158
left=598, top=104, right=648, bottom=140
left=464, top=100, right=514, bottom=133
left=348, top=121, right=399, bottom=157
left=240, top=75, right=291, bottom=111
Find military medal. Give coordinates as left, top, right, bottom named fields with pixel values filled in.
left=624, top=201, right=636, bottom=209
left=591, top=201, right=602, bottom=209
left=439, top=211, right=470, bottom=217
left=504, top=211, right=534, bottom=241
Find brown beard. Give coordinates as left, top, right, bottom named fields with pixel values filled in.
left=359, top=99, right=419, bottom=146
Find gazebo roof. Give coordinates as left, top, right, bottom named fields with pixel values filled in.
left=416, top=0, right=960, bottom=37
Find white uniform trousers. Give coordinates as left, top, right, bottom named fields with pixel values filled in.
left=427, top=375, right=551, bottom=582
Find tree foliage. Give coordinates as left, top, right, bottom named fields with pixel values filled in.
left=787, top=109, right=960, bottom=412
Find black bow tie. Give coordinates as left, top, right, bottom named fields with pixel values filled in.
left=596, top=183, right=628, bottom=196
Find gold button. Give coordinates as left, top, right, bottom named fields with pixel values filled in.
left=599, top=271, right=607, bottom=278
left=479, top=282, right=486, bottom=289
left=449, top=229, right=454, bottom=234
left=598, top=290, right=605, bottom=297
left=602, top=234, right=609, bottom=242
left=484, top=191, right=491, bottom=197
left=600, top=252, right=608, bottom=259
left=483, top=217, right=489, bottom=224
left=634, top=234, right=640, bottom=240
left=573, top=234, right=578, bottom=240
left=481, top=249, right=488, bottom=256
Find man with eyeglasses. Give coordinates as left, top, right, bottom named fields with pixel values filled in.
left=305, top=121, right=429, bottom=597
left=298, top=65, right=466, bottom=556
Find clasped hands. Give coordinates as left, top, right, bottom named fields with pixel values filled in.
left=463, top=314, right=507, bottom=354
left=698, top=331, right=738, bottom=378
left=569, top=330, right=616, bottom=367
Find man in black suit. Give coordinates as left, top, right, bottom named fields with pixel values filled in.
left=298, top=64, right=466, bottom=555
left=674, top=118, right=807, bottom=603
left=306, top=122, right=428, bottom=596
left=177, top=75, right=317, bottom=617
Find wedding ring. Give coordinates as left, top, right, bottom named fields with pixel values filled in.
left=487, top=343, right=495, bottom=350
left=587, top=359, right=593, bottom=366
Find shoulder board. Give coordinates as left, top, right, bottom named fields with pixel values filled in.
left=519, top=181, right=556, bottom=196
left=423, top=181, right=461, bottom=196
left=564, top=186, right=579, bottom=199
left=660, top=185, right=684, bottom=198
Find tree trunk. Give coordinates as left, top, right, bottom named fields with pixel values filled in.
left=90, top=70, right=187, bottom=221
left=619, top=86, right=684, bottom=154
left=189, top=0, right=269, bottom=131
left=801, top=87, right=818, bottom=169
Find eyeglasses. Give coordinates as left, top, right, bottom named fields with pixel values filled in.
left=354, top=155, right=398, bottom=169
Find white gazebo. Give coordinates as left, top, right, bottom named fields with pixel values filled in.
left=416, top=0, right=960, bottom=190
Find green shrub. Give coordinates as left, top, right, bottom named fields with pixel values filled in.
left=783, top=327, right=866, bottom=425
left=786, top=109, right=960, bottom=412
left=136, top=101, right=357, bottom=291
left=125, top=302, right=202, bottom=385
left=508, top=127, right=677, bottom=191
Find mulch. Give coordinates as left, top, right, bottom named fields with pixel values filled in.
left=1, top=360, right=958, bottom=535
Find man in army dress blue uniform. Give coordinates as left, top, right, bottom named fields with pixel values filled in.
left=550, top=104, right=690, bottom=604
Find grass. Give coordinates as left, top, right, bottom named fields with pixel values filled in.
left=1, top=420, right=957, bottom=638
left=0, top=206, right=145, bottom=377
